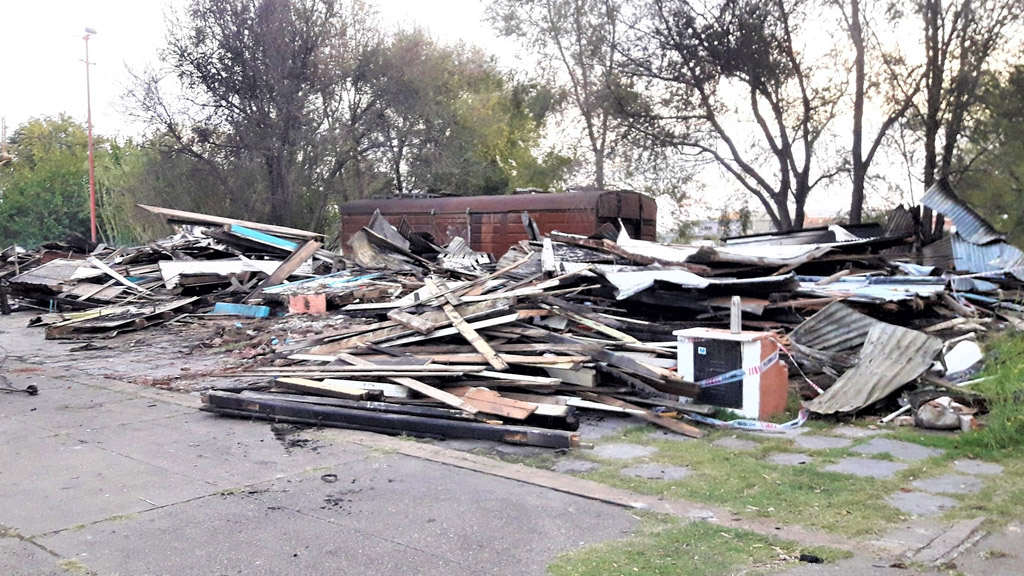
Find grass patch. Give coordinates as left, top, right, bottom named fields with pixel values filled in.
left=955, top=332, right=1024, bottom=460
left=576, top=431, right=912, bottom=537
left=57, top=559, right=94, bottom=575
left=549, top=514, right=850, bottom=576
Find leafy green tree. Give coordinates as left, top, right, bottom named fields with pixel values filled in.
left=0, top=116, right=97, bottom=247
left=372, top=31, right=571, bottom=195
left=958, top=66, right=1024, bottom=247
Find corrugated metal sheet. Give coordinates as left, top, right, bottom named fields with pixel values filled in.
left=797, top=276, right=947, bottom=302
left=805, top=323, right=943, bottom=415
left=920, top=180, right=1005, bottom=245
left=950, top=234, right=1024, bottom=280
left=789, top=301, right=880, bottom=355
left=882, top=205, right=916, bottom=256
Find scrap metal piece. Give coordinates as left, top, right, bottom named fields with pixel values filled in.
left=805, top=323, right=943, bottom=415
left=920, top=180, right=1004, bottom=245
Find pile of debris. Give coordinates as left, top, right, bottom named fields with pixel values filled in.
left=0, top=181, right=1017, bottom=446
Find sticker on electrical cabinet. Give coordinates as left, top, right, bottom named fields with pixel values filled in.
left=697, top=346, right=707, bottom=355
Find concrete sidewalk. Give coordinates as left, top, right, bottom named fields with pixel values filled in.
left=0, top=363, right=636, bottom=575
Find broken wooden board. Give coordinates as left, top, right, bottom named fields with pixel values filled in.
left=252, top=239, right=323, bottom=293
left=583, top=393, right=705, bottom=438
left=335, top=353, right=478, bottom=415
left=448, top=387, right=538, bottom=420
left=202, top=391, right=578, bottom=448
left=386, top=309, right=438, bottom=334
left=426, top=277, right=509, bottom=371
left=275, top=377, right=379, bottom=401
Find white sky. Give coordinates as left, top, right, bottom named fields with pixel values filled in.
left=0, top=0, right=516, bottom=138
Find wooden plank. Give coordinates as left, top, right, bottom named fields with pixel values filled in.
left=138, top=204, right=322, bottom=239
left=86, top=257, right=150, bottom=294
left=477, top=370, right=561, bottom=386
left=275, top=377, right=376, bottom=401
left=542, top=366, right=597, bottom=387
left=387, top=309, right=438, bottom=334
left=335, top=353, right=478, bottom=415
left=308, top=299, right=513, bottom=354
left=383, top=313, right=520, bottom=347
left=253, top=239, right=322, bottom=292
left=584, top=393, right=705, bottom=438
left=450, top=387, right=537, bottom=420
left=323, top=379, right=409, bottom=398
left=203, top=392, right=577, bottom=448
left=425, top=277, right=509, bottom=371
left=252, top=364, right=476, bottom=373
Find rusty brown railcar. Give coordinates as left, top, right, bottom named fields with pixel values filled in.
left=338, top=190, right=657, bottom=257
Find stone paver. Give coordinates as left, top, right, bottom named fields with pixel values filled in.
left=552, top=459, right=600, bottom=474
left=591, top=443, right=656, bottom=460
left=767, top=453, right=813, bottom=466
left=957, top=523, right=1024, bottom=576
left=620, top=463, right=692, bottom=481
left=886, top=491, right=959, bottom=516
left=824, top=457, right=908, bottom=479
left=851, top=438, right=944, bottom=461
left=577, top=415, right=633, bottom=440
left=829, top=425, right=886, bottom=438
left=911, top=474, right=984, bottom=495
left=711, top=436, right=759, bottom=451
left=954, top=460, right=1004, bottom=476
left=792, top=435, right=854, bottom=451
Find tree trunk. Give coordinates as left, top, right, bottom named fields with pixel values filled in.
left=922, top=0, right=943, bottom=190
left=266, top=153, right=292, bottom=226
left=849, top=0, right=866, bottom=224
left=593, top=146, right=605, bottom=189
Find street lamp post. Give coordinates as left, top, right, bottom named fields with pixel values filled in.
left=84, top=27, right=98, bottom=243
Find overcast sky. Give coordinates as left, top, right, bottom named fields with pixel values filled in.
left=0, top=0, right=517, bottom=138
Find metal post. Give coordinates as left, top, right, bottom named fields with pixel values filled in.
left=84, top=29, right=97, bottom=243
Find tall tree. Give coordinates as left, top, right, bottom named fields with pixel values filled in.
left=0, top=116, right=96, bottom=246
left=616, top=0, right=844, bottom=230
left=128, top=0, right=346, bottom=228
left=371, top=31, right=570, bottom=195
left=958, top=67, right=1024, bottom=247
left=834, top=0, right=921, bottom=224
left=488, top=0, right=627, bottom=189
left=914, top=0, right=1021, bottom=188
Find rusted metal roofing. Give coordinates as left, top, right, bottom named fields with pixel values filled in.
left=789, top=301, right=880, bottom=356
left=338, top=190, right=657, bottom=258
left=920, top=180, right=1005, bottom=245
left=804, top=322, right=943, bottom=414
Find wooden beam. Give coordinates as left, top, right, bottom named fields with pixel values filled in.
left=583, top=393, right=705, bottom=438
left=251, top=239, right=322, bottom=294
left=425, top=277, right=509, bottom=371
left=335, top=353, right=478, bottom=415
left=386, top=309, right=438, bottom=334
left=275, top=377, right=378, bottom=401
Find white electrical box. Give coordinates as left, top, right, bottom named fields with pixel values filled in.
left=674, top=328, right=788, bottom=420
